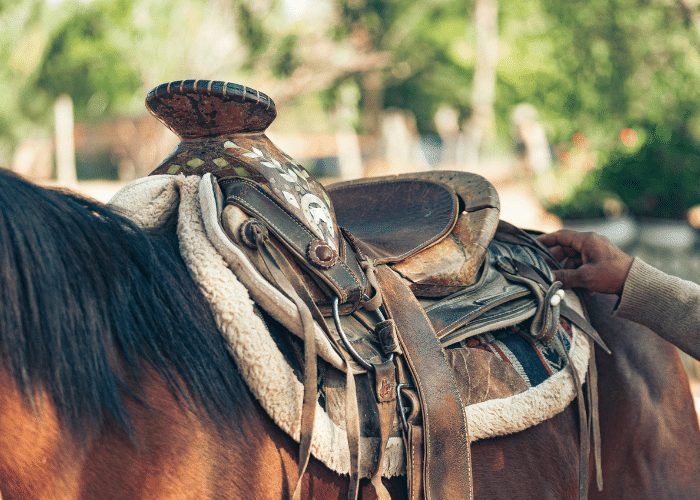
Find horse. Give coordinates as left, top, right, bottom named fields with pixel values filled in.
left=0, top=167, right=699, bottom=499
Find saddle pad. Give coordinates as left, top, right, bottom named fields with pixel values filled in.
left=108, top=174, right=591, bottom=478
left=453, top=318, right=576, bottom=388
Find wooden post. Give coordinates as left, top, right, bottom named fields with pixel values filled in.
left=511, top=103, right=552, bottom=174
left=54, top=95, right=77, bottom=185
left=335, top=131, right=364, bottom=181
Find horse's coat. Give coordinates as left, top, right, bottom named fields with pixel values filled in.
left=0, top=168, right=699, bottom=499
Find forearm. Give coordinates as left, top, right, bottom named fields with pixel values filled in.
left=614, top=258, right=700, bottom=361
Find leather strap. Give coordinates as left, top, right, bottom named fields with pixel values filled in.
left=250, top=226, right=318, bottom=500
left=406, top=423, right=425, bottom=500
left=579, top=291, right=603, bottom=492
left=374, top=265, right=473, bottom=500
left=587, top=340, right=603, bottom=491
left=554, top=327, right=589, bottom=500
left=222, top=178, right=366, bottom=307
left=370, top=361, right=395, bottom=500
left=495, top=220, right=559, bottom=265
left=506, top=256, right=603, bottom=499
left=253, top=226, right=364, bottom=500
left=507, top=258, right=611, bottom=354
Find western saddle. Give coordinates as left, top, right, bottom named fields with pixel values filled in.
left=146, top=80, right=609, bottom=500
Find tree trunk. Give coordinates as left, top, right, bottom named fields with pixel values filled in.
left=461, top=0, right=498, bottom=168
left=362, top=71, right=384, bottom=138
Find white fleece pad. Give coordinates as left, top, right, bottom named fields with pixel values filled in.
left=109, top=174, right=591, bottom=478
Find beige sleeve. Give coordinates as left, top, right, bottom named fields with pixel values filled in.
left=614, top=257, right=700, bottom=361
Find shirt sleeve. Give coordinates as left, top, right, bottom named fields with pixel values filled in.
left=614, top=257, right=700, bottom=361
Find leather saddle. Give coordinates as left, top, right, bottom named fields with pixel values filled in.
left=146, top=80, right=609, bottom=500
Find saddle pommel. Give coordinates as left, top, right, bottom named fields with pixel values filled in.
left=146, top=80, right=341, bottom=256
left=146, top=79, right=276, bottom=138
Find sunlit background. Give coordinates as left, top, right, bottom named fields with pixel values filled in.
left=2, top=0, right=700, bottom=409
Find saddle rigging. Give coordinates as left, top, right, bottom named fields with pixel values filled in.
left=146, top=79, right=609, bottom=500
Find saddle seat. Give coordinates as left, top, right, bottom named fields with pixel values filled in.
left=327, top=171, right=500, bottom=297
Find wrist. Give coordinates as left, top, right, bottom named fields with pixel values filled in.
left=615, top=255, right=634, bottom=295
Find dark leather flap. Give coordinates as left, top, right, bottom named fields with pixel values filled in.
left=327, top=178, right=459, bottom=264
left=221, top=178, right=366, bottom=306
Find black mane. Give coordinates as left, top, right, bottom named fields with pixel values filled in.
left=0, top=169, right=255, bottom=442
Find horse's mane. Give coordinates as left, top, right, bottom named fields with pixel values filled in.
left=0, top=169, right=255, bottom=443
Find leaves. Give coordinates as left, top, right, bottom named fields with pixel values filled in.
left=3, top=0, right=700, bottom=181
left=34, top=9, right=140, bottom=117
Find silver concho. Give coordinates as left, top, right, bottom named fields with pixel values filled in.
left=301, top=193, right=336, bottom=250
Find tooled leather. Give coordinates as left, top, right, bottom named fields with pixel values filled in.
left=327, top=179, right=459, bottom=265
left=221, top=178, right=365, bottom=306
left=375, top=265, right=473, bottom=500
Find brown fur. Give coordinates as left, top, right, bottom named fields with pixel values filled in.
left=587, top=293, right=700, bottom=499
left=1, top=295, right=699, bottom=499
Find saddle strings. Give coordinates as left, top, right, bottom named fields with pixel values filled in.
left=249, top=225, right=318, bottom=500
left=249, top=223, right=367, bottom=500
left=495, top=222, right=606, bottom=496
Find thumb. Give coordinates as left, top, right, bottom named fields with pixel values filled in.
left=551, top=268, right=586, bottom=290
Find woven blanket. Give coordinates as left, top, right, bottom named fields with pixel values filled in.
left=108, top=174, right=591, bottom=478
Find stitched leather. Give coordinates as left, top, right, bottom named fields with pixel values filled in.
left=375, top=265, right=473, bottom=500
left=406, top=424, right=424, bottom=500
left=221, top=178, right=366, bottom=307
left=424, top=255, right=535, bottom=342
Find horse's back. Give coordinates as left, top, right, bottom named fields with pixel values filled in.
left=587, top=293, right=700, bottom=499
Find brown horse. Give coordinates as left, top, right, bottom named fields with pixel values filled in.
left=0, top=168, right=698, bottom=499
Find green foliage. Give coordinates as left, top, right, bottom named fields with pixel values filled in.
left=546, top=179, right=623, bottom=220
left=539, top=0, right=700, bottom=147
left=384, top=63, right=474, bottom=135
left=33, top=7, right=140, bottom=118
left=3, top=0, right=700, bottom=182
left=0, top=0, right=142, bottom=159
left=236, top=3, right=270, bottom=63
left=325, top=0, right=473, bottom=134
left=599, top=127, right=700, bottom=219
left=335, top=0, right=404, bottom=44
left=270, top=33, right=300, bottom=78
left=549, top=126, right=700, bottom=219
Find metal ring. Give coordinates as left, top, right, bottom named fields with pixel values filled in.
left=332, top=297, right=373, bottom=371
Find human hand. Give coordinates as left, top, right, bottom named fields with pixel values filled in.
left=536, top=229, right=634, bottom=295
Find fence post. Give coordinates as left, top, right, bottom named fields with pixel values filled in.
left=54, top=95, right=77, bottom=185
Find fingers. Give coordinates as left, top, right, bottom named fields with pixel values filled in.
left=536, top=230, right=587, bottom=252
left=551, top=268, right=586, bottom=290
left=538, top=230, right=632, bottom=295
left=548, top=245, right=566, bottom=261
left=541, top=233, right=585, bottom=267
left=563, top=257, right=582, bottom=269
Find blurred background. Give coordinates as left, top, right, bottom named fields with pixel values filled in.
left=2, top=0, right=700, bottom=411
